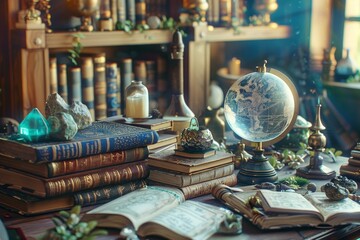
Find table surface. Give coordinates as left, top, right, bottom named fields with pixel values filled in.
left=1, top=156, right=360, bottom=240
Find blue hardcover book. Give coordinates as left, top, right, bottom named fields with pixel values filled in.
left=81, top=56, right=95, bottom=120
left=106, top=62, right=119, bottom=117
left=68, top=66, right=82, bottom=103
left=0, top=121, right=159, bottom=163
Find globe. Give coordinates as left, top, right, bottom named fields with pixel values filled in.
left=224, top=67, right=298, bottom=146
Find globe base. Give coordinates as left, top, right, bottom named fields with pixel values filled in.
left=236, top=149, right=278, bottom=185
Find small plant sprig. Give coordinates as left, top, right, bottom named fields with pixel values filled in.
left=43, top=205, right=107, bottom=240
left=136, top=23, right=150, bottom=33
left=68, top=33, right=84, bottom=66
left=115, top=20, right=134, bottom=33
left=160, top=16, right=187, bottom=37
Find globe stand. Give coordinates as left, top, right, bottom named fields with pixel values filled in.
left=237, top=143, right=278, bottom=184
left=296, top=102, right=336, bottom=180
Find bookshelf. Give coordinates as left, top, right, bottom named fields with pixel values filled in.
left=3, top=0, right=295, bottom=121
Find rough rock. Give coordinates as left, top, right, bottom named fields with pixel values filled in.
left=45, top=93, right=92, bottom=130
left=45, top=93, right=70, bottom=118
left=48, top=112, right=78, bottom=141
left=69, top=101, right=92, bottom=129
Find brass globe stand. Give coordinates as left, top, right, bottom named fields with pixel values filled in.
left=237, top=142, right=278, bottom=184
left=296, top=102, right=336, bottom=179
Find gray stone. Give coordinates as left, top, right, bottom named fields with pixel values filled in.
left=45, top=93, right=93, bottom=130
left=48, top=112, right=78, bottom=141
left=45, top=93, right=70, bottom=118
left=69, top=101, right=92, bottom=129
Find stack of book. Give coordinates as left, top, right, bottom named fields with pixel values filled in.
left=0, top=121, right=159, bottom=215
left=147, top=149, right=237, bottom=199
left=340, top=142, right=360, bottom=179
left=105, top=116, right=179, bottom=153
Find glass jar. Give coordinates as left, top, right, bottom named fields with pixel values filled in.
left=125, top=80, right=149, bottom=118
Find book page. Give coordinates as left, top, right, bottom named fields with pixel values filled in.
left=138, top=201, right=228, bottom=240
left=258, top=190, right=322, bottom=219
left=85, top=186, right=185, bottom=230
left=305, top=192, right=360, bottom=224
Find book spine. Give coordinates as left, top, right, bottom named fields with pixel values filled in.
left=181, top=164, right=234, bottom=187
left=106, top=62, right=119, bottom=117
left=120, top=58, right=133, bottom=113
left=339, top=164, right=360, bottom=179
left=116, top=66, right=121, bottom=115
left=81, top=56, right=95, bottom=120
left=93, top=53, right=107, bottom=120
left=348, top=157, right=360, bottom=167
left=58, top=63, right=68, bottom=103
left=135, top=0, right=146, bottom=25
left=67, top=66, right=82, bottom=103
left=45, top=161, right=149, bottom=197
left=48, top=147, right=149, bottom=177
left=181, top=173, right=237, bottom=199
left=49, top=57, right=58, bottom=94
left=219, top=0, right=231, bottom=27
left=145, top=60, right=157, bottom=109
left=355, top=142, right=360, bottom=151
left=156, top=55, right=168, bottom=113
left=117, top=0, right=127, bottom=24
left=212, top=0, right=220, bottom=25
left=351, top=150, right=360, bottom=159
left=111, top=0, right=118, bottom=28
left=126, top=0, right=136, bottom=25
left=74, top=179, right=147, bottom=206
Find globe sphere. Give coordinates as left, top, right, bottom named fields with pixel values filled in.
left=224, top=71, right=296, bottom=143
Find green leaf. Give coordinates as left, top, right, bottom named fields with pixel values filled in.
left=88, top=229, right=108, bottom=236
left=59, top=210, right=70, bottom=218
left=86, top=221, right=98, bottom=232
left=52, top=216, right=65, bottom=226
left=70, top=205, right=81, bottom=215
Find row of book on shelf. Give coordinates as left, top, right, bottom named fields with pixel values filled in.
left=51, top=0, right=169, bottom=32
left=0, top=117, right=236, bottom=217
left=49, top=51, right=170, bottom=122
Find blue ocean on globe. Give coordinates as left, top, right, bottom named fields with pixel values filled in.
left=224, top=72, right=295, bottom=143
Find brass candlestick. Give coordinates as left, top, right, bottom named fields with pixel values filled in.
left=296, top=101, right=336, bottom=179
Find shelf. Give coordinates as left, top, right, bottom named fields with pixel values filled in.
left=324, top=81, right=360, bottom=90
left=46, top=30, right=173, bottom=49
left=196, top=25, right=291, bottom=42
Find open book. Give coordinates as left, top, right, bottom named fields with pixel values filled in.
left=212, top=184, right=360, bottom=230
left=81, top=186, right=229, bottom=240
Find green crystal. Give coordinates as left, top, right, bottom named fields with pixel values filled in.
left=19, top=108, right=49, bottom=142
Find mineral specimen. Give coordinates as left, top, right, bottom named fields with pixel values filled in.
left=45, top=93, right=92, bottom=130
left=69, top=101, right=92, bottom=129
left=47, top=112, right=78, bottom=141
left=19, top=108, right=49, bottom=142
left=331, top=175, right=358, bottom=194
left=322, top=182, right=349, bottom=201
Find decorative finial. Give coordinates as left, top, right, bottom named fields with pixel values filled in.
left=312, top=100, right=326, bottom=131
left=256, top=60, right=267, bottom=73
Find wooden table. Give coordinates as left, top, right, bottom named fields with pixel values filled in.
left=2, top=156, right=360, bottom=240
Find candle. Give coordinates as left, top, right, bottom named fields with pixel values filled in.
left=228, top=57, right=241, bottom=75
left=125, top=92, right=149, bottom=118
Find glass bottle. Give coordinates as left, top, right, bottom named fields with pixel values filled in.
left=125, top=80, right=149, bottom=118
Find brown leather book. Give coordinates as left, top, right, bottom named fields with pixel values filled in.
left=0, top=160, right=149, bottom=198
left=0, top=147, right=148, bottom=178
left=0, top=179, right=147, bottom=215
left=148, top=149, right=235, bottom=174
